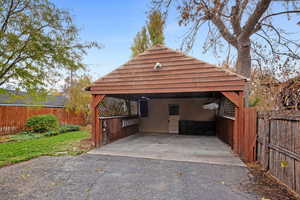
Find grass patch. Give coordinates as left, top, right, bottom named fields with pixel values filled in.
left=7, top=124, right=81, bottom=142
left=0, top=131, right=89, bottom=167
left=9, top=133, right=45, bottom=142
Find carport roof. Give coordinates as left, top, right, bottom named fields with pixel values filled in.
left=89, top=45, right=248, bottom=95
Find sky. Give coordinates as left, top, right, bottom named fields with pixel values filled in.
left=51, top=0, right=300, bottom=80
left=51, top=0, right=211, bottom=80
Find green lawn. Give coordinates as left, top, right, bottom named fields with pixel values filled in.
left=0, top=131, right=89, bottom=167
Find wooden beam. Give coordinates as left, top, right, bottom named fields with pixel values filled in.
left=230, top=91, right=245, bottom=155
left=221, top=91, right=243, bottom=108
left=92, top=80, right=245, bottom=90
left=90, top=85, right=245, bottom=95
left=91, top=95, right=105, bottom=147
left=233, top=107, right=239, bottom=153
left=92, top=95, right=105, bottom=108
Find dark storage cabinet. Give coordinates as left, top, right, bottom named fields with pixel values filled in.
left=139, top=100, right=148, bottom=117
left=179, top=120, right=216, bottom=136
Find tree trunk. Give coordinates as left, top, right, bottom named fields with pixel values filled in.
left=236, top=39, right=251, bottom=78
left=236, top=39, right=251, bottom=106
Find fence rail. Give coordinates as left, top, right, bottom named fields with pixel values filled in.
left=257, top=112, right=300, bottom=195
left=0, top=106, right=86, bottom=136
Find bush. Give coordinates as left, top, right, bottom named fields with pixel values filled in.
left=59, top=124, right=80, bottom=133
left=43, top=130, right=59, bottom=137
left=26, top=114, right=59, bottom=133
left=43, top=125, right=80, bottom=137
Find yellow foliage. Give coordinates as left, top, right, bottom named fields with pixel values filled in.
left=280, top=160, right=288, bottom=168
left=65, top=75, right=92, bottom=124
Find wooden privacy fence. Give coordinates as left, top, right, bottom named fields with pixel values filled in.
left=257, top=112, right=300, bottom=195
left=0, top=106, right=86, bottom=136
left=239, top=107, right=257, bottom=162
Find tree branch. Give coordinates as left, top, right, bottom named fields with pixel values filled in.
left=211, top=14, right=238, bottom=47
left=1, top=0, right=15, bottom=33
left=241, top=0, right=272, bottom=39
left=260, top=23, right=281, bottom=42
left=255, top=32, right=300, bottom=60
left=239, top=0, right=249, bottom=20
left=260, top=10, right=300, bottom=22
left=230, top=0, right=242, bottom=35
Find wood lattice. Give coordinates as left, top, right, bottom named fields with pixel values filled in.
left=219, top=97, right=235, bottom=118
left=98, top=97, right=128, bottom=117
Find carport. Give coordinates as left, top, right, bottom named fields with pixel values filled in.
left=87, top=45, right=256, bottom=162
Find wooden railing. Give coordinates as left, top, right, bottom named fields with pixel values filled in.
left=216, top=116, right=234, bottom=147
left=257, top=112, right=300, bottom=195
left=100, top=116, right=139, bottom=145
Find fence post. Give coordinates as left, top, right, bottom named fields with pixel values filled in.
left=91, top=95, right=105, bottom=147
left=257, top=114, right=271, bottom=170
left=265, top=117, right=271, bottom=170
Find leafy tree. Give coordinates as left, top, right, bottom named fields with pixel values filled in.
left=153, top=0, right=300, bottom=78
left=0, top=0, right=100, bottom=94
left=131, top=10, right=165, bottom=56
left=65, top=75, right=92, bottom=124
left=131, top=27, right=150, bottom=57
left=147, top=10, right=165, bottom=46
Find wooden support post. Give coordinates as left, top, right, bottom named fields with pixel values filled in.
left=233, top=107, right=239, bottom=154
left=239, top=92, right=245, bottom=159
left=91, top=95, right=105, bottom=147
left=225, top=91, right=244, bottom=155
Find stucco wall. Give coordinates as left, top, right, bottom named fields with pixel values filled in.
left=139, top=98, right=216, bottom=133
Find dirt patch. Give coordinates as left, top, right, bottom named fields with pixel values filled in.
left=0, top=135, right=12, bottom=143
left=78, top=138, right=93, bottom=151
left=81, top=125, right=91, bottom=133
left=77, top=126, right=93, bottom=151
left=244, top=163, right=299, bottom=200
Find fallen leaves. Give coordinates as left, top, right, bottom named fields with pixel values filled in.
left=95, top=168, right=104, bottom=172
left=280, top=161, right=288, bottom=168
left=176, top=172, right=183, bottom=176
left=21, top=174, right=31, bottom=179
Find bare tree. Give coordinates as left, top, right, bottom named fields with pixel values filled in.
left=152, top=0, right=300, bottom=79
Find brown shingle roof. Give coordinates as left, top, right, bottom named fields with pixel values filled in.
left=90, top=45, right=247, bottom=94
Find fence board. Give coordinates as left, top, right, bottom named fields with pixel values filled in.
left=0, top=106, right=85, bottom=135
left=257, top=112, right=300, bottom=196
left=296, top=161, right=300, bottom=194
left=241, top=108, right=257, bottom=162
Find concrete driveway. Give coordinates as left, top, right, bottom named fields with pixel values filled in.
left=0, top=154, right=259, bottom=200
left=89, top=133, right=244, bottom=166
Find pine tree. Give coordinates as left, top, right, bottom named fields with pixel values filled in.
left=130, top=10, right=165, bottom=56
left=130, top=27, right=149, bottom=57
left=147, top=10, right=165, bottom=46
